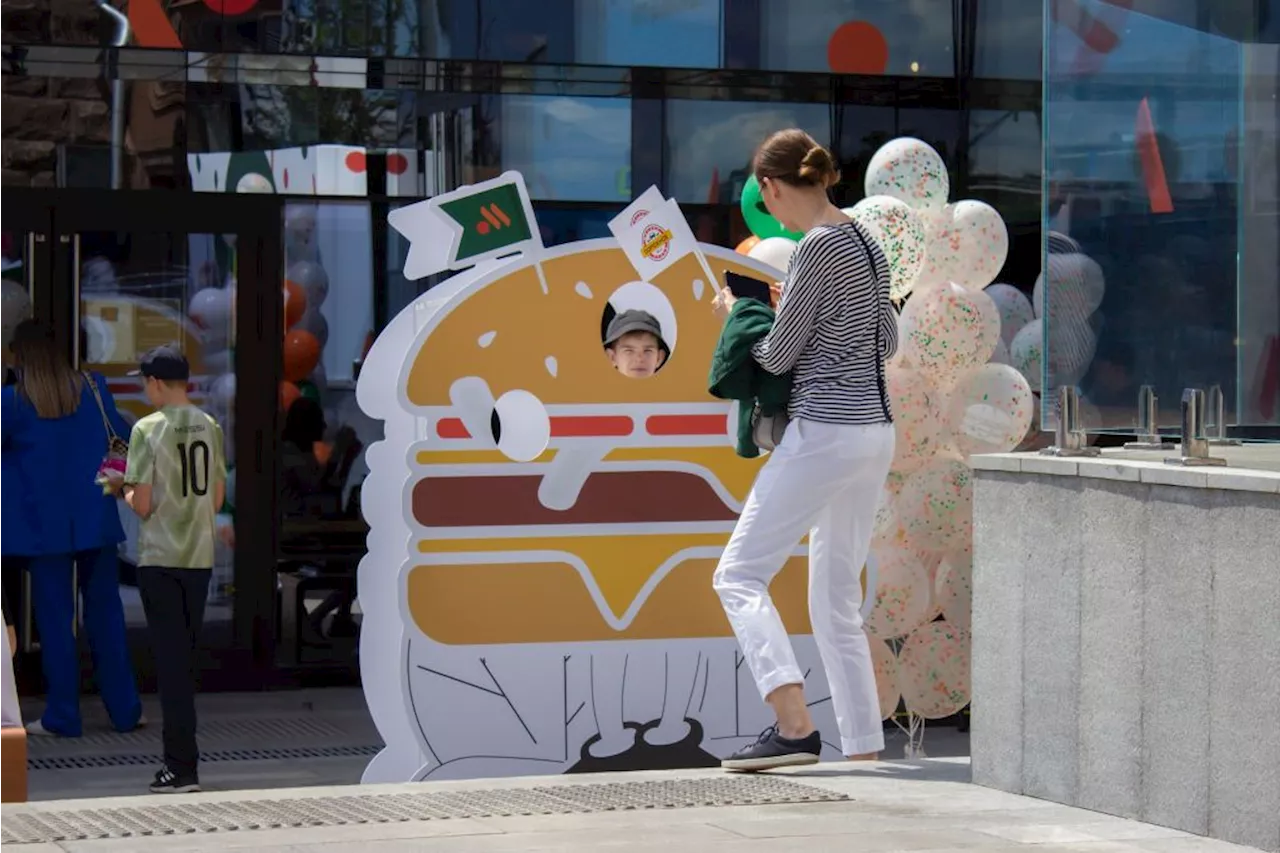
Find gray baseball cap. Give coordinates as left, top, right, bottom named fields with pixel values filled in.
left=604, top=309, right=667, bottom=350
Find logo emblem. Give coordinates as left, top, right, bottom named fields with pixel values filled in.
left=640, top=223, right=673, bottom=262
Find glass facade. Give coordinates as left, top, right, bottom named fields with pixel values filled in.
left=2, top=0, right=1054, bottom=685
left=1042, top=0, right=1280, bottom=434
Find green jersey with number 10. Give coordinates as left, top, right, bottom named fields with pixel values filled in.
left=124, top=405, right=227, bottom=569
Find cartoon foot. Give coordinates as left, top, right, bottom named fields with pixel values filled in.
left=587, top=727, right=638, bottom=759
left=643, top=718, right=692, bottom=747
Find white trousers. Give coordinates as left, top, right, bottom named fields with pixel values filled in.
left=714, top=418, right=895, bottom=756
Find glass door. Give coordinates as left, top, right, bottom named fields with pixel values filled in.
left=13, top=189, right=286, bottom=692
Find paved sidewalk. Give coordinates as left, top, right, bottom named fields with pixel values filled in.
left=2, top=759, right=1261, bottom=852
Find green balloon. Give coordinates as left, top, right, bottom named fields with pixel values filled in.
left=740, top=174, right=804, bottom=242
left=297, top=380, right=321, bottom=403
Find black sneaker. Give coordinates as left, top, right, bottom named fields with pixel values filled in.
left=149, top=766, right=201, bottom=794
left=722, top=725, right=822, bottom=772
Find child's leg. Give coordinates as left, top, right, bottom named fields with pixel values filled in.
left=137, top=567, right=207, bottom=779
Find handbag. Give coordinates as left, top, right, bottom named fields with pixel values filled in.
left=750, top=224, right=892, bottom=453
left=84, top=372, right=129, bottom=488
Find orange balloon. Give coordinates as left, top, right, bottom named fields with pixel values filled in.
left=282, top=329, right=321, bottom=382
left=283, top=280, right=307, bottom=329
left=279, top=381, right=301, bottom=411
left=735, top=236, right=761, bottom=255
left=313, top=440, right=332, bottom=465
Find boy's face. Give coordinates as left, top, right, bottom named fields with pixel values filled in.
left=607, top=331, right=665, bottom=379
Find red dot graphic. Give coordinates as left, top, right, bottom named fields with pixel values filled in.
left=345, top=151, right=367, bottom=174
left=827, top=20, right=889, bottom=75
left=202, top=0, right=259, bottom=14
left=476, top=221, right=490, bottom=235
left=387, top=153, right=409, bottom=175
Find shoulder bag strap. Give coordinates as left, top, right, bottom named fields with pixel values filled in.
left=845, top=225, right=894, bottom=424
left=82, top=371, right=120, bottom=444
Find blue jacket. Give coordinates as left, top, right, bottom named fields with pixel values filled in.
left=2, top=372, right=130, bottom=556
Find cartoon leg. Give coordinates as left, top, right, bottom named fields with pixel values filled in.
left=644, top=650, right=699, bottom=746
left=587, top=648, right=636, bottom=758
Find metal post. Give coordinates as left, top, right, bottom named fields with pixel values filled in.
left=1164, top=388, right=1227, bottom=466
left=94, top=1, right=130, bottom=190
left=1040, top=386, right=1101, bottom=457
left=1205, top=384, right=1242, bottom=446
left=1125, top=384, right=1175, bottom=449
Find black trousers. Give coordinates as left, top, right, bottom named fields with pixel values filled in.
left=136, top=566, right=210, bottom=779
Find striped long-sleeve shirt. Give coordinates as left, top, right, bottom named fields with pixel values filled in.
left=750, top=220, right=897, bottom=425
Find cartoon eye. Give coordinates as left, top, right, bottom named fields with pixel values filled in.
left=492, top=390, right=550, bottom=462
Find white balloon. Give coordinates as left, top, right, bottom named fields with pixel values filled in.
left=285, top=204, right=319, bottom=260
left=747, top=237, right=799, bottom=273
left=864, top=137, right=950, bottom=215
left=209, top=372, right=236, bottom=410
left=189, top=287, right=233, bottom=337
left=846, top=196, right=927, bottom=300
left=287, top=260, right=329, bottom=308
left=989, top=337, right=1011, bottom=366
left=946, top=363, right=1035, bottom=456
left=948, top=200, right=1009, bottom=290
left=236, top=173, right=274, bottom=194
left=1033, top=253, right=1104, bottom=324
left=2, top=280, right=33, bottom=349
left=985, top=283, right=1035, bottom=346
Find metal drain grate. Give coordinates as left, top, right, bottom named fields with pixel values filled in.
left=29, top=744, right=383, bottom=771
left=0, top=776, right=847, bottom=844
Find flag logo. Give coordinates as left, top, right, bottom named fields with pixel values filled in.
left=476, top=203, right=512, bottom=235
left=640, top=223, right=673, bottom=262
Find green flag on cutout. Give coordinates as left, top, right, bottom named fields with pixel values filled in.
left=439, top=181, right=533, bottom=264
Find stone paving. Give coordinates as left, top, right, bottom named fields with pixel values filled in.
left=3, top=758, right=1264, bottom=852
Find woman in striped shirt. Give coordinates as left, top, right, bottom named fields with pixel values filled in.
left=712, top=129, right=897, bottom=771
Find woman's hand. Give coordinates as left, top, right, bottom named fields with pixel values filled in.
left=712, top=286, right=738, bottom=320
left=770, top=281, right=784, bottom=307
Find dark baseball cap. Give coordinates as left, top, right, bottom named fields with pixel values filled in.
left=130, top=345, right=190, bottom=381
left=605, top=309, right=667, bottom=350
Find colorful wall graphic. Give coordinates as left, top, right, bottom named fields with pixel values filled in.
left=356, top=173, right=875, bottom=782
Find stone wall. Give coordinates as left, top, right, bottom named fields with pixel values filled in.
left=970, top=456, right=1280, bottom=853
left=2, top=0, right=111, bottom=187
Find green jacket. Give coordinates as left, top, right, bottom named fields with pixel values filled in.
left=707, top=299, right=793, bottom=459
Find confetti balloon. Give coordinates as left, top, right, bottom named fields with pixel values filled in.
left=945, top=363, right=1034, bottom=456
left=948, top=200, right=1009, bottom=290
left=870, top=638, right=902, bottom=721
left=897, top=620, right=971, bottom=719
left=886, top=364, right=947, bottom=473
left=899, top=457, right=974, bottom=552
left=845, top=196, right=926, bottom=300
left=900, top=282, right=1000, bottom=383
left=1010, top=319, right=1043, bottom=393
left=873, top=470, right=908, bottom=539
left=989, top=338, right=1011, bottom=366
left=866, top=545, right=933, bottom=639
left=985, top=283, right=1035, bottom=346
left=864, top=137, right=950, bottom=215
left=748, top=236, right=799, bottom=273
left=934, top=549, right=973, bottom=632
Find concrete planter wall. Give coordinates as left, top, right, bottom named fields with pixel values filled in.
left=970, top=452, right=1280, bottom=853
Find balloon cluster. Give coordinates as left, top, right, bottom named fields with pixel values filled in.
left=836, top=139, right=1035, bottom=726
left=280, top=203, right=330, bottom=411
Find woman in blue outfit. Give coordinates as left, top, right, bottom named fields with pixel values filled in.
left=1, top=321, right=142, bottom=736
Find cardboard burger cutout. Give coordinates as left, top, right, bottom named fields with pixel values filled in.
left=359, top=173, right=874, bottom=782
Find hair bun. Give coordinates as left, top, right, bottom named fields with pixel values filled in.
left=798, top=145, right=839, bottom=188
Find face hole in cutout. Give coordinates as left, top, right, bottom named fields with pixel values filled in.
left=600, top=281, right=677, bottom=380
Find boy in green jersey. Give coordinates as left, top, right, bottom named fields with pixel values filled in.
left=113, top=346, right=225, bottom=794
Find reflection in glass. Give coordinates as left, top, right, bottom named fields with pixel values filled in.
left=574, top=0, right=721, bottom=67
left=75, top=232, right=237, bottom=656
left=974, top=0, right=1042, bottom=79
left=665, top=100, right=830, bottom=205
left=1042, top=1, right=1270, bottom=432
left=496, top=96, right=631, bottom=202
left=758, top=0, right=954, bottom=75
